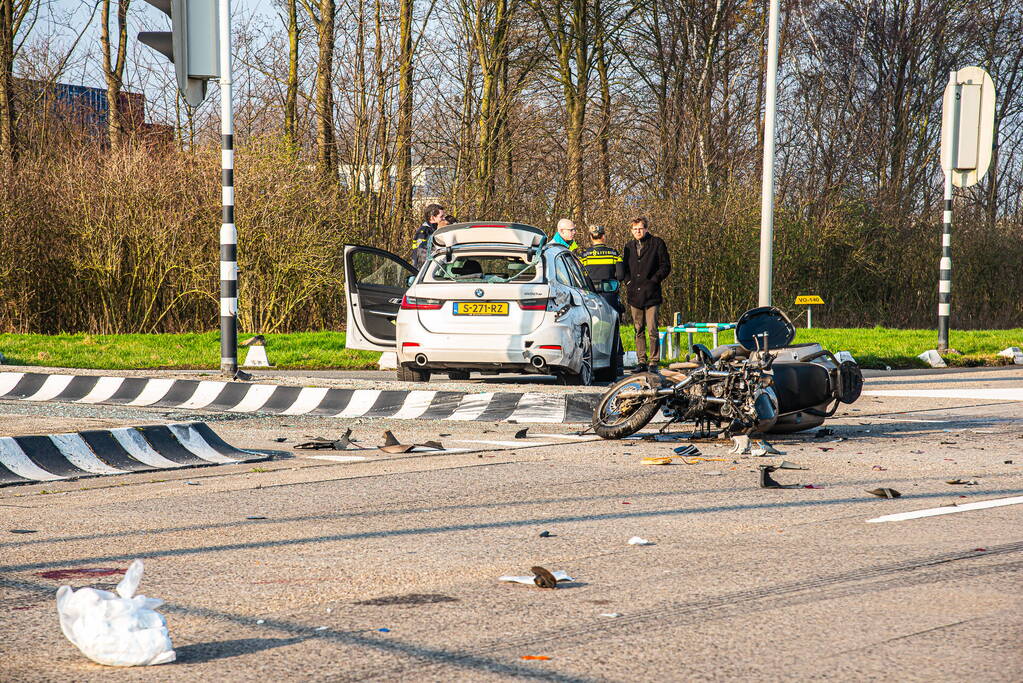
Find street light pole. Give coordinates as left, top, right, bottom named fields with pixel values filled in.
left=219, top=0, right=237, bottom=376
left=758, top=0, right=780, bottom=308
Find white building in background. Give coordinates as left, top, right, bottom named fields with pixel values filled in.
left=339, top=163, right=452, bottom=203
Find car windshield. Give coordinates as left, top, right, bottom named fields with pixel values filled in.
left=427, top=252, right=541, bottom=284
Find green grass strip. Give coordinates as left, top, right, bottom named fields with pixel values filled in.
left=0, top=327, right=1019, bottom=371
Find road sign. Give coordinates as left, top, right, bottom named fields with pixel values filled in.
left=138, top=0, right=220, bottom=106
left=795, top=295, right=824, bottom=305
left=941, top=67, right=996, bottom=188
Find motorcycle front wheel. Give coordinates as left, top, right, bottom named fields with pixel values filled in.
left=592, top=372, right=664, bottom=439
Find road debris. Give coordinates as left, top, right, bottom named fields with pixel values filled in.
left=379, top=431, right=415, bottom=454
left=521, top=656, right=551, bottom=661
left=872, top=465, right=888, bottom=471
left=733, top=436, right=786, bottom=456
left=246, top=515, right=267, bottom=520
left=641, top=457, right=673, bottom=466
left=531, top=566, right=558, bottom=588
left=758, top=465, right=785, bottom=489
left=815, top=428, right=835, bottom=438
left=628, top=537, right=653, bottom=545
left=866, top=488, right=901, bottom=498
left=514, top=428, right=529, bottom=439
left=538, top=530, right=553, bottom=538
left=679, top=456, right=728, bottom=465
left=673, top=444, right=701, bottom=457
left=9, top=529, right=37, bottom=534
left=946, top=479, right=979, bottom=486
left=600, top=613, right=620, bottom=618
left=702, top=470, right=724, bottom=476
left=55, top=559, right=175, bottom=667
left=499, top=569, right=574, bottom=587
left=777, top=461, right=808, bottom=470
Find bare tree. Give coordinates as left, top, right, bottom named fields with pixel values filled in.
left=301, top=0, right=337, bottom=176
left=100, top=0, right=131, bottom=150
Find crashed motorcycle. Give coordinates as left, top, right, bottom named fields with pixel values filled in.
left=592, top=307, right=863, bottom=440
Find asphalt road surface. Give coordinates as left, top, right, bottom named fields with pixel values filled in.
left=1, top=365, right=1021, bottom=681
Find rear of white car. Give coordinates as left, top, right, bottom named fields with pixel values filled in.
left=343, top=222, right=618, bottom=382
left=398, top=252, right=573, bottom=374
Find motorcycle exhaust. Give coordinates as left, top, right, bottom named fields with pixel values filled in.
left=415, top=353, right=428, bottom=367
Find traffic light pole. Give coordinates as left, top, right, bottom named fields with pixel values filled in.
left=219, top=0, right=237, bottom=376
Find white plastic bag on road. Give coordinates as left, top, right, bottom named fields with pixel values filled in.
left=56, top=559, right=175, bottom=667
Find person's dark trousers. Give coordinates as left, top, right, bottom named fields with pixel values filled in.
left=601, top=292, right=625, bottom=369
left=630, top=304, right=660, bottom=365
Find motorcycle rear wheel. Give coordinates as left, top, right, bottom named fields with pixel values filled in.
left=592, top=372, right=664, bottom=439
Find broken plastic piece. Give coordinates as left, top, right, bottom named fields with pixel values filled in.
left=531, top=566, right=558, bottom=589
left=814, top=428, right=835, bottom=438
left=628, top=537, right=653, bottom=545
left=641, top=457, right=673, bottom=466
left=514, top=428, right=529, bottom=439
left=945, top=479, right=979, bottom=486
left=380, top=431, right=414, bottom=454
left=866, top=487, right=901, bottom=498
left=673, top=444, right=700, bottom=456
left=9, top=529, right=37, bottom=534
left=758, top=465, right=785, bottom=488
left=521, top=655, right=551, bottom=661
left=499, top=570, right=573, bottom=586
left=419, top=440, right=444, bottom=450
left=777, top=460, right=808, bottom=470
left=538, top=530, right=552, bottom=538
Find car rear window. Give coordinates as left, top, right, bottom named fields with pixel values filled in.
left=426, top=254, right=542, bottom=284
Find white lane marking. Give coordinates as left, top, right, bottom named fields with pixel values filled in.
left=227, top=384, right=277, bottom=412
left=78, top=376, right=124, bottom=403
left=390, top=391, right=437, bottom=419
left=165, top=423, right=239, bottom=463
left=126, top=378, right=176, bottom=406
left=179, top=381, right=228, bottom=409
left=887, top=418, right=948, bottom=423
left=108, top=428, right=185, bottom=469
left=49, top=434, right=127, bottom=474
left=0, top=437, right=65, bottom=481
left=0, top=372, right=26, bottom=396
left=453, top=439, right=556, bottom=448
left=531, top=433, right=594, bottom=440
left=282, top=387, right=330, bottom=415
left=508, top=393, right=567, bottom=423
left=309, top=455, right=369, bottom=462
left=445, top=393, right=495, bottom=421
left=867, top=496, right=1023, bottom=523
left=863, top=389, right=1023, bottom=402
left=22, top=374, right=75, bottom=401
left=335, top=390, right=381, bottom=418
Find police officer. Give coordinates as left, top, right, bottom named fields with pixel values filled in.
left=578, top=225, right=625, bottom=373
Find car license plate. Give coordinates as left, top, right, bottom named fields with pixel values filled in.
left=453, top=301, right=508, bottom=315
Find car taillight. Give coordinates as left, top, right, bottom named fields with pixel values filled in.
left=518, top=298, right=551, bottom=310
left=538, top=345, right=562, bottom=351
left=400, top=295, right=443, bottom=310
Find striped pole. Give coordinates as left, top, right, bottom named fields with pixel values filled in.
left=219, top=0, right=237, bottom=375
left=938, top=171, right=952, bottom=351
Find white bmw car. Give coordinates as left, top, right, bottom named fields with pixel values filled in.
left=344, top=222, right=621, bottom=384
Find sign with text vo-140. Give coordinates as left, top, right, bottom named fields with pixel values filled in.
left=795, top=295, right=824, bottom=305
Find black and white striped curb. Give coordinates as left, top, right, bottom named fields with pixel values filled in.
left=0, top=372, right=599, bottom=424
left=0, top=421, right=268, bottom=486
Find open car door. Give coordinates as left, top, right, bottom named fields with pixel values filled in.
left=343, top=245, right=417, bottom=352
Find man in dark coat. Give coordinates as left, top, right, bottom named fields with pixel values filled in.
left=410, top=203, right=445, bottom=269
left=621, top=216, right=671, bottom=373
